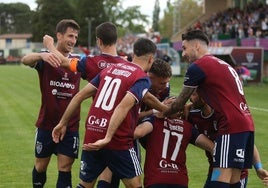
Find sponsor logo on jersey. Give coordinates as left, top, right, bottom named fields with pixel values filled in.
left=50, top=80, right=75, bottom=89
left=87, top=115, right=108, bottom=128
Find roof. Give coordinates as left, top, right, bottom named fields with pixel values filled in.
left=0, top=34, right=32, bottom=39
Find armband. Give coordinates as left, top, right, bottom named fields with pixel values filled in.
left=69, top=58, right=78, bottom=72
left=254, top=162, right=262, bottom=170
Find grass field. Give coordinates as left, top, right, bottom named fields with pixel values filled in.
left=0, top=64, right=267, bottom=187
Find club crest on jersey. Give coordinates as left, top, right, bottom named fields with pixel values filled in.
left=62, top=72, right=69, bottom=81
left=80, top=161, right=87, bottom=171
left=36, top=141, right=42, bottom=154
left=98, top=60, right=108, bottom=69
left=246, top=52, right=254, bottom=63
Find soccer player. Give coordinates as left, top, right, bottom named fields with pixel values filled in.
left=139, top=58, right=172, bottom=119
left=134, top=97, right=215, bottom=188
left=51, top=38, right=167, bottom=188
left=163, top=29, right=255, bottom=188
left=43, top=22, right=165, bottom=188
left=21, top=19, right=81, bottom=188
left=43, top=22, right=129, bottom=82
left=187, top=91, right=268, bottom=187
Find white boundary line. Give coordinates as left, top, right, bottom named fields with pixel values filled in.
left=250, top=106, right=268, bottom=112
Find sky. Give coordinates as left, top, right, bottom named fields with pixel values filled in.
left=1, top=0, right=168, bottom=19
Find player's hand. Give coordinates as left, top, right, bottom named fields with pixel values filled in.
left=83, top=138, right=111, bottom=151
left=263, top=176, right=268, bottom=186
left=52, top=124, right=67, bottom=143
left=256, top=168, right=268, bottom=180
left=41, top=52, right=61, bottom=68
left=43, top=35, right=54, bottom=48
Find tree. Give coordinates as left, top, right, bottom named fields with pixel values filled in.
left=159, top=0, right=203, bottom=40
left=152, top=0, right=160, bottom=32
left=32, top=0, right=75, bottom=41
left=0, top=3, right=33, bottom=34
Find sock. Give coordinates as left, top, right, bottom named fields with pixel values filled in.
left=96, top=180, right=111, bottom=188
left=32, top=166, right=46, bottom=188
left=77, top=183, right=86, bottom=188
left=110, top=173, right=120, bottom=188
left=209, top=181, right=230, bottom=188
left=230, top=182, right=241, bottom=188
left=57, top=171, right=72, bottom=188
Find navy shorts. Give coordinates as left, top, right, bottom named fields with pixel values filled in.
left=213, top=131, right=254, bottom=169
left=34, top=128, right=79, bottom=159
left=79, top=147, right=142, bottom=183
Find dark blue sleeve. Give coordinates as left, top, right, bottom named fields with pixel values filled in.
left=129, top=77, right=151, bottom=102
left=35, top=50, right=49, bottom=71
left=90, top=73, right=100, bottom=88
left=189, top=126, right=201, bottom=145
left=77, top=56, right=87, bottom=79
left=184, top=63, right=206, bottom=87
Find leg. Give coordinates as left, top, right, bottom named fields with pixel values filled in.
left=121, top=175, right=142, bottom=188
left=32, top=157, right=51, bottom=188
left=56, top=154, right=75, bottom=188
left=33, top=129, right=53, bottom=188
left=97, top=167, right=113, bottom=188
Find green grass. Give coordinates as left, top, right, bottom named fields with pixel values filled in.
left=0, top=65, right=267, bottom=187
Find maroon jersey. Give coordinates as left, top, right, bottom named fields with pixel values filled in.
left=184, top=55, right=254, bottom=134
left=35, top=53, right=81, bottom=131
left=77, top=54, right=127, bottom=81
left=143, top=117, right=199, bottom=187
left=188, top=108, right=248, bottom=179
left=84, top=62, right=151, bottom=150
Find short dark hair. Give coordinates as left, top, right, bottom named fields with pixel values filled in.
left=182, top=29, right=209, bottom=45
left=149, top=58, right=172, bottom=78
left=96, top=22, right=117, bottom=46
left=56, top=19, right=80, bottom=34
left=133, top=38, right=157, bottom=57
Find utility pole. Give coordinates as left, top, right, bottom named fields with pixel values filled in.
left=85, top=17, right=94, bottom=49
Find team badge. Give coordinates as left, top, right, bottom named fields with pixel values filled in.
left=246, top=52, right=254, bottom=63
left=98, top=60, right=107, bottom=69
left=36, top=141, right=42, bottom=154
left=80, top=161, right=87, bottom=171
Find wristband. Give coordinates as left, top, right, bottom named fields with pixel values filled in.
left=254, top=162, right=262, bottom=170
left=69, top=58, right=78, bottom=72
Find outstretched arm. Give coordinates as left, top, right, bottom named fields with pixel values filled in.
left=253, top=145, right=268, bottom=181
left=42, top=35, right=71, bottom=68
left=134, top=121, right=153, bottom=139
left=142, top=91, right=168, bottom=112
left=163, top=86, right=195, bottom=116
left=195, top=134, right=215, bottom=154
left=21, top=52, right=61, bottom=68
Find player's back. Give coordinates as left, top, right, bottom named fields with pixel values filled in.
left=80, top=54, right=128, bottom=81
left=85, top=62, right=149, bottom=150
left=192, top=55, right=254, bottom=134
left=144, top=117, right=194, bottom=187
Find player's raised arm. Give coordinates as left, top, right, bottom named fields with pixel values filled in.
left=164, top=86, right=195, bottom=116
left=43, top=35, right=71, bottom=68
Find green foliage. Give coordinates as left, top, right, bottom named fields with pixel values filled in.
left=0, top=0, right=150, bottom=45
left=0, top=3, right=33, bottom=34
left=0, top=65, right=267, bottom=187
left=32, top=0, right=76, bottom=41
